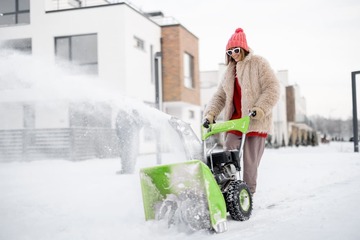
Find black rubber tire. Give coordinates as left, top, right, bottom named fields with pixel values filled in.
left=225, top=180, right=253, bottom=221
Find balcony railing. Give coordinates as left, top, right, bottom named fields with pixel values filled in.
left=46, top=0, right=123, bottom=11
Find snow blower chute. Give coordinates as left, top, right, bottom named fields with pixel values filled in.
left=140, top=114, right=254, bottom=233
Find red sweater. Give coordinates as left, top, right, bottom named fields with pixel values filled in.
left=228, top=77, right=267, bottom=138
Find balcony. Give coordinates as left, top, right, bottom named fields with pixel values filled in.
left=45, top=0, right=122, bottom=11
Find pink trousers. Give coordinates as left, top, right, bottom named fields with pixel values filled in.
left=224, top=133, right=266, bottom=194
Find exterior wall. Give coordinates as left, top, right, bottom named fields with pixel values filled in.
left=297, top=96, right=307, bottom=122
left=200, top=64, right=226, bottom=119
left=162, top=26, right=181, bottom=101
left=161, top=25, right=200, bottom=105
left=0, top=103, right=23, bottom=129
left=163, top=101, right=202, bottom=139
left=286, top=84, right=307, bottom=123
left=286, top=86, right=296, bottom=122
left=36, top=102, right=69, bottom=128
left=122, top=8, right=161, bottom=101
left=285, top=83, right=315, bottom=146
left=272, top=70, right=289, bottom=146
left=161, top=24, right=201, bottom=136
left=200, top=70, right=219, bottom=110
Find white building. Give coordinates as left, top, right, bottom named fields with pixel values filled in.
left=0, top=1, right=189, bottom=160
left=273, top=70, right=289, bottom=146
left=200, top=64, right=226, bottom=115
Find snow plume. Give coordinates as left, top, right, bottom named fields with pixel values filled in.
left=0, top=49, right=146, bottom=107
left=0, top=49, right=186, bottom=161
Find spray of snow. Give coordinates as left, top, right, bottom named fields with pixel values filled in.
left=0, top=49, right=187, bottom=160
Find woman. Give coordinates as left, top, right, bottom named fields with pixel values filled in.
left=203, top=28, right=280, bottom=194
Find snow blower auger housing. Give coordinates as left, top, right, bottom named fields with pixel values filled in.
left=140, top=114, right=253, bottom=233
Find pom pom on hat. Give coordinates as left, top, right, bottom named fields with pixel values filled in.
left=226, top=27, right=249, bottom=51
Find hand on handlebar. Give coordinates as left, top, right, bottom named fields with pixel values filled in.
left=202, top=114, right=215, bottom=128
left=249, top=107, right=264, bottom=120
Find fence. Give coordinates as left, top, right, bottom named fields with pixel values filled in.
left=0, top=128, right=120, bottom=161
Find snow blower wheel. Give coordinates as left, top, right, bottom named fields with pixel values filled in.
left=226, top=180, right=252, bottom=221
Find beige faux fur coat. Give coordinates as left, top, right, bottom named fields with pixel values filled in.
left=204, top=50, right=280, bottom=134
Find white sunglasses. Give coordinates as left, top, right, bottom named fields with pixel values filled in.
left=226, top=47, right=241, bottom=56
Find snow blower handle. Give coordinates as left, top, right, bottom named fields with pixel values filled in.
left=201, top=113, right=252, bottom=141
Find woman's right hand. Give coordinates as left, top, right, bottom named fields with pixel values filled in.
left=202, top=114, right=215, bottom=128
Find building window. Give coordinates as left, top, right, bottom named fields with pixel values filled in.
left=0, top=0, right=30, bottom=26
left=189, top=110, right=195, bottom=119
left=0, top=38, right=31, bottom=53
left=55, top=33, right=98, bottom=75
left=134, top=36, right=145, bottom=51
left=184, top=52, right=194, bottom=89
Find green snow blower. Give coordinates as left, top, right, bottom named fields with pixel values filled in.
left=140, top=113, right=254, bottom=233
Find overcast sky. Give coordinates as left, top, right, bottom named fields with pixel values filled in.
left=128, top=0, right=360, bottom=120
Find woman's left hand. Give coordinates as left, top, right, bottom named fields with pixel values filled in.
left=250, top=107, right=264, bottom=120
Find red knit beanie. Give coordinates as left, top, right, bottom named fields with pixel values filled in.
left=226, top=28, right=249, bottom=51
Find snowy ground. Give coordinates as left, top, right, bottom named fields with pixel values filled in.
left=1, top=141, right=360, bottom=240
